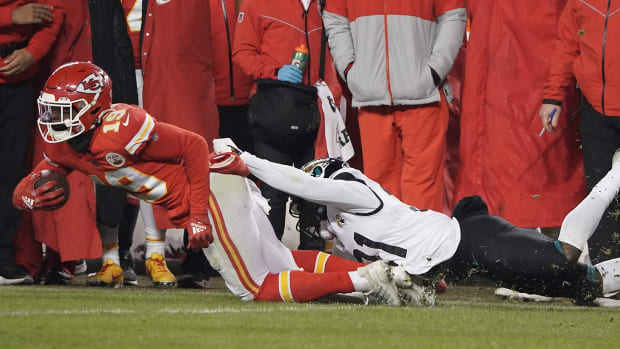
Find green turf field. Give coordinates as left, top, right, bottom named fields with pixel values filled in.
left=1, top=277, right=618, bottom=349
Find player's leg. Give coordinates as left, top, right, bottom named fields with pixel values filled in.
left=140, top=201, right=175, bottom=287
left=88, top=185, right=126, bottom=287
left=454, top=213, right=602, bottom=302
left=87, top=222, right=123, bottom=287
left=290, top=250, right=365, bottom=273
left=558, top=149, right=620, bottom=262
left=118, top=200, right=139, bottom=286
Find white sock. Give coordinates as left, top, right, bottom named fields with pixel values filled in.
left=596, top=258, right=620, bottom=294
left=348, top=271, right=370, bottom=292
left=98, top=223, right=120, bottom=265
left=559, top=166, right=620, bottom=250
left=140, top=201, right=166, bottom=258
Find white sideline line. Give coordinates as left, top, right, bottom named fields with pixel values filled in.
left=0, top=304, right=362, bottom=317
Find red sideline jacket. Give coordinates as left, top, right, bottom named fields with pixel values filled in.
left=0, top=0, right=64, bottom=84
left=210, top=0, right=252, bottom=106
left=543, top=0, right=620, bottom=116
left=233, top=0, right=340, bottom=94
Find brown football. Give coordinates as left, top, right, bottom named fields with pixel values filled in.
left=33, top=169, right=70, bottom=210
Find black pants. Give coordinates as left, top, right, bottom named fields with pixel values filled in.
left=0, top=79, right=36, bottom=265
left=448, top=200, right=599, bottom=302
left=580, top=97, right=620, bottom=263
left=217, top=105, right=254, bottom=154
left=251, top=127, right=317, bottom=248
left=95, top=184, right=139, bottom=252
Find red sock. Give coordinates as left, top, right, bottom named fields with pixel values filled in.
left=291, top=250, right=365, bottom=273
left=254, top=270, right=355, bottom=302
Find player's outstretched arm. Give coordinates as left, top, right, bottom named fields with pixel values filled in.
left=240, top=152, right=380, bottom=211
left=140, top=122, right=213, bottom=248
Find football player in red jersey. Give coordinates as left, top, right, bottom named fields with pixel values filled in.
left=11, top=62, right=407, bottom=305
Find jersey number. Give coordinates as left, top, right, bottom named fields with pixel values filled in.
left=105, top=166, right=167, bottom=202
left=102, top=109, right=128, bottom=134
left=352, top=232, right=407, bottom=263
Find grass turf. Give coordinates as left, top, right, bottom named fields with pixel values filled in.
left=1, top=278, right=618, bottom=349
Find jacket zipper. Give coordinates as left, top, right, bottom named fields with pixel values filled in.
left=221, top=0, right=235, bottom=100
left=383, top=0, right=393, bottom=104
left=601, top=0, right=611, bottom=116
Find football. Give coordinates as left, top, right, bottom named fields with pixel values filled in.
left=33, top=169, right=70, bottom=210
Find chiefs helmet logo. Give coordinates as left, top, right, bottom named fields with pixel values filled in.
left=77, top=74, right=104, bottom=94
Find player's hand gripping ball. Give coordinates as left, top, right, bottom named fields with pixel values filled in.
left=12, top=170, right=70, bottom=211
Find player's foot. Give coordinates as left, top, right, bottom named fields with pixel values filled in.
left=87, top=259, right=124, bottom=288
left=145, top=253, right=176, bottom=288
left=120, top=251, right=138, bottom=286
left=176, top=272, right=209, bottom=289
left=594, top=297, right=620, bottom=308
left=44, top=267, right=73, bottom=286
left=357, top=260, right=401, bottom=306
left=494, top=288, right=555, bottom=302
left=391, top=266, right=436, bottom=306
left=0, top=264, right=34, bottom=285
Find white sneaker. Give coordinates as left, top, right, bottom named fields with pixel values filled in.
left=392, top=266, right=436, bottom=307
left=357, top=261, right=401, bottom=306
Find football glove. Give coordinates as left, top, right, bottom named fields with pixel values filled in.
left=209, top=152, right=250, bottom=177
left=12, top=172, right=66, bottom=211
left=187, top=215, right=213, bottom=249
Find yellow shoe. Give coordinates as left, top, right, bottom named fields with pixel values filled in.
left=87, top=259, right=123, bottom=288
left=145, top=253, right=176, bottom=287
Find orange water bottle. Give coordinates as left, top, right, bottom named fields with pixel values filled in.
left=291, top=44, right=309, bottom=73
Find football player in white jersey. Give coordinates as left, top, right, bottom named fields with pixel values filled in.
left=220, top=145, right=620, bottom=306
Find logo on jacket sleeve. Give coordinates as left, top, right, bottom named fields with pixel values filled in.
left=105, top=152, right=126, bottom=167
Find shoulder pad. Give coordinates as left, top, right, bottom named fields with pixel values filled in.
left=97, top=104, right=156, bottom=155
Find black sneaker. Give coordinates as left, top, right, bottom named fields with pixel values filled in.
left=44, top=268, right=73, bottom=285
left=0, top=264, right=34, bottom=285
left=120, top=251, right=138, bottom=286
left=176, top=272, right=209, bottom=289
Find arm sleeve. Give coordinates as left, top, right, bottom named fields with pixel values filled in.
left=0, top=4, right=17, bottom=27
left=542, top=0, right=579, bottom=104
left=240, top=152, right=380, bottom=212
left=232, top=0, right=279, bottom=79
left=33, top=154, right=72, bottom=176
left=323, top=0, right=355, bottom=80
left=428, top=1, right=466, bottom=80
left=25, top=0, right=65, bottom=62
left=140, top=122, right=211, bottom=216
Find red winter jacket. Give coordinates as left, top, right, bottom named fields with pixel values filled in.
left=210, top=0, right=252, bottom=106
left=0, top=0, right=64, bottom=84
left=543, top=0, right=620, bottom=116
left=232, top=0, right=340, bottom=93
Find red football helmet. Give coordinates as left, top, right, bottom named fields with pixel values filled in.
left=37, top=62, right=112, bottom=143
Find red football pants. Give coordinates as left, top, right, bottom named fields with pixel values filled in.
left=357, top=94, right=449, bottom=211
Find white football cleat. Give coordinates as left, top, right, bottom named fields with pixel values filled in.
left=392, top=266, right=436, bottom=307
left=494, top=288, right=555, bottom=302
left=594, top=297, right=620, bottom=308
left=357, top=261, right=401, bottom=306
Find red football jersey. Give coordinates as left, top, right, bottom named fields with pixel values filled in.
left=37, top=104, right=211, bottom=226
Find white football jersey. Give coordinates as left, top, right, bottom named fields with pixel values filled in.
left=241, top=153, right=461, bottom=275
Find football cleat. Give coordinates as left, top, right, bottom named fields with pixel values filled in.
left=357, top=260, right=401, bottom=306
left=87, top=259, right=123, bottom=288
left=494, top=288, right=556, bottom=303
left=44, top=267, right=73, bottom=286
left=120, top=251, right=138, bottom=286
left=391, top=266, right=436, bottom=307
left=145, top=253, right=176, bottom=288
